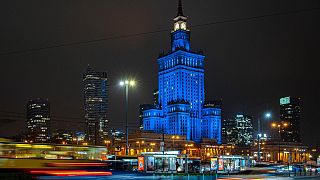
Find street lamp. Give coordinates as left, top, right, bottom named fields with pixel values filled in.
left=271, top=122, right=288, bottom=162
left=171, top=136, right=179, bottom=150
left=257, top=112, right=272, bottom=162
left=120, top=79, right=135, bottom=155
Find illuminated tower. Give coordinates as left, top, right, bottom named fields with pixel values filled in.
left=26, top=98, right=50, bottom=143
left=83, top=65, right=109, bottom=145
left=158, top=0, right=204, bottom=142
left=142, top=0, right=220, bottom=143
left=279, top=96, right=301, bottom=143
left=235, top=114, right=254, bottom=146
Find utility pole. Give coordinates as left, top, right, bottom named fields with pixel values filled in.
left=125, top=83, right=129, bottom=155
left=119, top=80, right=135, bottom=156
left=257, top=118, right=261, bottom=162
left=161, top=124, right=165, bottom=172
left=278, top=125, right=281, bottom=162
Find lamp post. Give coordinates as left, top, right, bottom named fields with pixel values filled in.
left=120, top=80, right=135, bottom=155
left=271, top=122, right=288, bottom=162
left=257, top=112, right=271, bottom=163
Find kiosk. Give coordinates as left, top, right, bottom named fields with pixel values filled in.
left=139, top=151, right=179, bottom=173
left=138, top=151, right=201, bottom=173
left=211, top=155, right=247, bottom=174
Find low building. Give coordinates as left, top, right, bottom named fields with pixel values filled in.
left=112, top=131, right=233, bottom=161
left=251, top=140, right=311, bottom=163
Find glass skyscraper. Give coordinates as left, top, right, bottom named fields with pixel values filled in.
left=142, top=0, right=221, bottom=143
left=83, top=65, right=108, bottom=145
left=222, top=118, right=238, bottom=144
left=26, top=98, right=50, bottom=143
left=234, top=114, right=253, bottom=146
left=279, top=96, right=301, bottom=143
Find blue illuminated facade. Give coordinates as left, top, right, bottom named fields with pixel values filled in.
left=201, top=101, right=222, bottom=142
left=142, top=0, right=221, bottom=143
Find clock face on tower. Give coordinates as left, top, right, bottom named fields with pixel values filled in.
left=174, top=21, right=187, bottom=31
left=174, top=23, right=180, bottom=31
left=181, top=22, right=186, bottom=30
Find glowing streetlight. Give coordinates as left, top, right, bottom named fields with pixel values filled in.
left=265, top=113, right=271, bottom=118
left=257, top=112, right=272, bottom=162
left=271, top=122, right=289, bottom=162
left=120, top=79, right=135, bottom=155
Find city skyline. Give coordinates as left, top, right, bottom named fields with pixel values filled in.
left=0, top=0, right=319, bottom=146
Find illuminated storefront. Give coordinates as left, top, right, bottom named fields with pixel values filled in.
left=139, top=151, right=180, bottom=173
left=210, top=155, right=247, bottom=174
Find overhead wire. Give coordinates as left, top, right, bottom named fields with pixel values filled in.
left=0, top=7, right=319, bottom=56
left=0, top=110, right=139, bottom=128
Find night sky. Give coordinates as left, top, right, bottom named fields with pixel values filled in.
left=0, top=0, right=319, bottom=145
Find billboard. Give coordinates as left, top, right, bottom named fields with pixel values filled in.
left=210, top=157, right=218, bottom=170
left=146, top=156, right=155, bottom=171
left=138, top=156, right=145, bottom=171
left=218, top=158, right=224, bottom=171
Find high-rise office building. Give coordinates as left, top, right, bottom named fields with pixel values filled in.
left=142, top=0, right=221, bottom=143
left=26, top=98, right=50, bottom=142
left=279, top=96, right=301, bottom=143
left=234, top=114, right=253, bottom=146
left=222, top=118, right=238, bottom=144
left=83, top=65, right=108, bottom=145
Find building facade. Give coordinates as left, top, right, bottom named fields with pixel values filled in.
left=139, top=104, right=157, bottom=130
left=234, top=114, right=253, bottom=146
left=110, top=129, right=125, bottom=142
left=83, top=65, right=108, bottom=145
left=142, top=0, right=221, bottom=143
left=201, top=101, right=222, bottom=142
left=113, top=131, right=231, bottom=160
left=222, top=118, right=238, bottom=144
left=279, top=96, right=302, bottom=143
left=153, top=89, right=159, bottom=106
left=26, top=98, right=50, bottom=142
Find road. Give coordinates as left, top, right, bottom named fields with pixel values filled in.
left=1, top=169, right=319, bottom=179
left=36, top=171, right=320, bottom=180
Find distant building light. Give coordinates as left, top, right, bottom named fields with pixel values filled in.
left=280, top=97, right=290, bottom=105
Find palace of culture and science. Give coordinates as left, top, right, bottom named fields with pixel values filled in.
left=142, top=0, right=221, bottom=143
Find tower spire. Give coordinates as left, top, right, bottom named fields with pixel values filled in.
left=177, top=0, right=184, bottom=16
